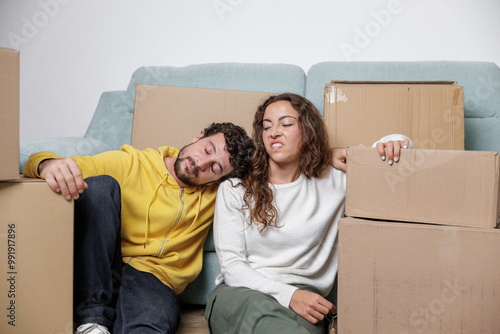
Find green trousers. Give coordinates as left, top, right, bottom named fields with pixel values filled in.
left=205, top=284, right=326, bottom=334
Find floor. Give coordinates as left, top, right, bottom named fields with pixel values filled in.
left=177, top=305, right=209, bottom=334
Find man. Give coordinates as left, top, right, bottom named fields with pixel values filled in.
left=23, top=122, right=254, bottom=334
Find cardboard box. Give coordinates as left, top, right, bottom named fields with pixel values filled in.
left=346, top=146, right=500, bottom=228
left=0, top=178, right=73, bottom=333
left=324, top=81, right=464, bottom=150
left=0, top=48, right=20, bottom=180
left=338, top=217, right=500, bottom=334
left=131, top=85, right=272, bottom=149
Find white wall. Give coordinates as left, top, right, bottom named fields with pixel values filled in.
left=1, top=0, right=499, bottom=140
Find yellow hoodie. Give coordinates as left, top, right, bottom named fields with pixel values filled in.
left=23, top=145, right=217, bottom=294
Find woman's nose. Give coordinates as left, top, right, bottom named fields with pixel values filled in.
left=271, top=127, right=281, bottom=138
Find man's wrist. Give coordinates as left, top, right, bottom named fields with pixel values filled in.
left=37, top=159, right=51, bottom=176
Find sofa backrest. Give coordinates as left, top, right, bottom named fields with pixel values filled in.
left=85, top=61, right=500, bottom=154
left=84, top=63, right=306, bottom=150
left=306, top=61, right=500, bottom=153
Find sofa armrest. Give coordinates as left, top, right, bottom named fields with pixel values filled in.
left=20, top=137, right=112, bottom=173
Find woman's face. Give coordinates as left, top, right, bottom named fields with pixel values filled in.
left=262, top=100, right=303, bottom=169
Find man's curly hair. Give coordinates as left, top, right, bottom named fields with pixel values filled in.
left=201, top=122, right=254, bottom=182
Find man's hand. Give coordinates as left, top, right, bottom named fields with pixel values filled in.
left=289, top=289, right=335, bottom=324
left=38, top=158, right=88, bottom=200
left=375, top=138, right=410, bottom=165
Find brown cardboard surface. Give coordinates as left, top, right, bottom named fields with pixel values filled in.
left=338, top=217, right=500, bottom=334
left=346, top=146, right=500, bottom=228
left=0, top=179, right=73, bottom=333
left=324, top=81, right=464, bottom=150
left=0, top=48, right=20, bottom=180
left=131, top=85, right=272, bottom=150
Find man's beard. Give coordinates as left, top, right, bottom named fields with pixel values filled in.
left=173, top=146, right=200, bottom=187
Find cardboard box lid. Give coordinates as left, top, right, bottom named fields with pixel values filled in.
left=0, top=48, right=20, bottom=180
left=131, top=85, right=272, bottom=150
left=0, top=175, right=47, bottom=183
left=338, top=217, right=500, bottom=333
left=324, top=81, right=464, bottom=150
left=345, top=147, right=500, bottom=228
left=329, top=80, right=458, bottom=86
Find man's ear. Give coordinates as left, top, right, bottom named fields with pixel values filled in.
left=192, top=131, right=205, bottom=143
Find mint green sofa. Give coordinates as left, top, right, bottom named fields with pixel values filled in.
left=20, top=61, right=500, bottom=305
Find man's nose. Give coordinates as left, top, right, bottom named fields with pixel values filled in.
left=198, top=157, right=214, bottom=171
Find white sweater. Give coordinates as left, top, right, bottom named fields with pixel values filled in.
left=213, top=135, right=414, bottom=308
left=213, top=167, right=346, bottom=308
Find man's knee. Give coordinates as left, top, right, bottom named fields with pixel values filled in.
left=74, top=175, right=121, bottom=232
left=79, top=175, right=121, bottom=205
left=85, top=175, right=120, bottom=194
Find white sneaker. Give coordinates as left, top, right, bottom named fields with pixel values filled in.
left=75, top=323, right=110, bottom=334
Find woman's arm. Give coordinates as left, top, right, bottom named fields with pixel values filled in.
left=331, top=134, right=414, bottom=172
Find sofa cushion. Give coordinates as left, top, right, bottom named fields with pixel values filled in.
left=306, top=61, right=500, bottom=153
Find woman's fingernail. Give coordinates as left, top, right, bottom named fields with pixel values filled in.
left=394, top=157, right=399, bottom=162
left=389, top=160, right=393, bottom=165
left=404, top=145, right=408, bottom=149
left=381, top=156, right=386, bottom=161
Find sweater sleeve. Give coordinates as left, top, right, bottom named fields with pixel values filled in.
left=23, top=151, right=60, bottom=178
left=371, top=133, right=415, bottom=148
left=213, top=180, right=298, bottom=308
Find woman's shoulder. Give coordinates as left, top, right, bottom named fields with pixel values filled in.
left=318, top=166, right=346, bottom=180
left=216, top=178, right=247, bottom=206
left=218, top=177, right=246, bottom=194
left=308, top=166, right=346, bottom=190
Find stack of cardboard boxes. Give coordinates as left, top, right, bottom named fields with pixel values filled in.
left=324, top=81, right=500, bottom=333
left=0, top=48, right=74, bottom=333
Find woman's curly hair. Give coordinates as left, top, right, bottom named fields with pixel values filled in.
left=202, top=122, right=255, bottom=182
left=241, top=93, right=332, bottom=231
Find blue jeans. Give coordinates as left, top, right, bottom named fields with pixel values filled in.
left=73, top=175, right=181, bottom=333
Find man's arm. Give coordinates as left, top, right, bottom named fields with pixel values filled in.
left=23, top=151, right=88, bottom=200
left=38, top=158, right=88, bottom=200
left=23, top=148, right=134, bottom=200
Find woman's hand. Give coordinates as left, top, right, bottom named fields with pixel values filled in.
left=331, top=147, right=347, bottom=172
left=331, top=136, right=412, bottom=171
left=375, top=138, right=410, bottom=165
left=289, top=289, right=335, bottom=324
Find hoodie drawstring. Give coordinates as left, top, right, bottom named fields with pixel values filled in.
left=191, top=188, right=203, bottom=231
left=144, top=173, right=169, bottom=248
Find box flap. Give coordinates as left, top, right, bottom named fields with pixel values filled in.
left=329, top=80, right=457, bottom=85
left=131, top=85, right=272, bottom=150
left=345, top=147, right=500, bottom=228
left=324, top=81, right=464, bottom=150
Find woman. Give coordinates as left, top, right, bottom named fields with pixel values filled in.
left=205, top=93, right=411, bottom=333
